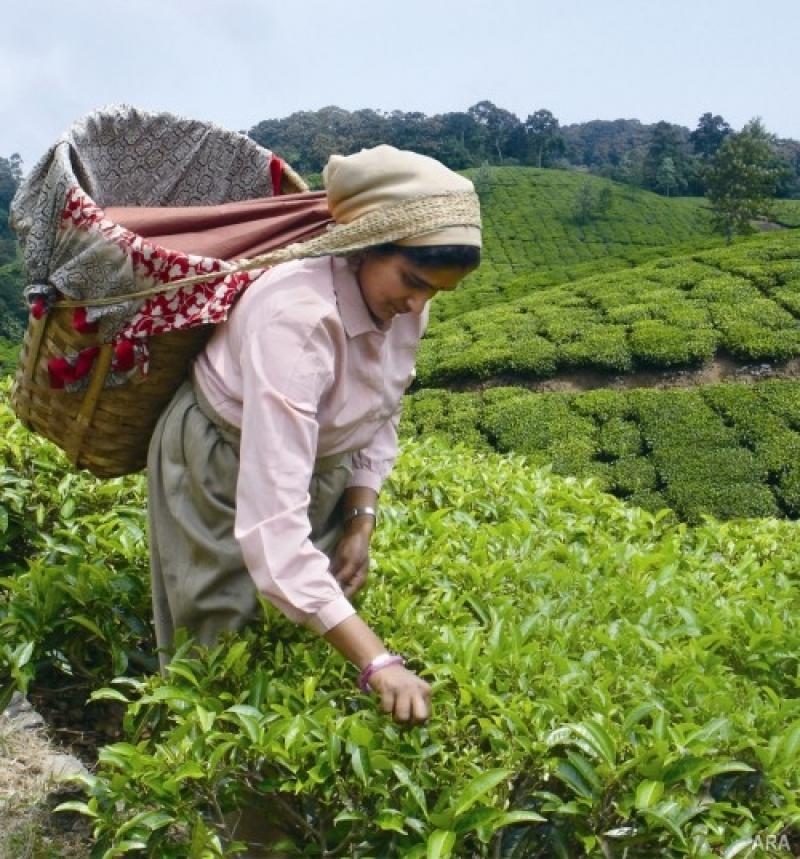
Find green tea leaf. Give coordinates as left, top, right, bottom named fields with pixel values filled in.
left=450, top=768, right=511, bottom=817
left=426, top=828, right=456, bottom=859
left=635, top=780, right=664, bottom=810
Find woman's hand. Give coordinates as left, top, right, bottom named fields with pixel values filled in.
left=368, top=663, right=431, bottom=725
left=331, top=519, right=373, bottom=598
left=323, top=616, right=432, bottom=726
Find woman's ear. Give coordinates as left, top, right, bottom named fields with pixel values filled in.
left=346, top=253, right=365, bottom=274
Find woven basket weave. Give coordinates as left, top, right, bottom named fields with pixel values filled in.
left=11, top=166, right=306, bottom=478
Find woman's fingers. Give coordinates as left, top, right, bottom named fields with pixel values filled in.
left=393, top=689, right=430, bottom=725
left=369, top=665, right=432, bottom=725
left=379, top=687, right=396, bottom=716
left=333, top=555, right=356, bottom=585
left=342, top=564, right=368, bottom=598
left=393, top=692, right=411, bottom=724
left=331, top=534, right=370, bottom=596
left=411, top=692, right=430, bottom=724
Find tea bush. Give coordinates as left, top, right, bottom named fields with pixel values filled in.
left=401, top=379, right=800, bottom=523
left=0, top=335, right=18, bottom=375
left=0, top=378, right=153, bottom=708
left=61, top=440, right=800, bottom=857
left=430, top=167, right=722, bottom=324
left=418, top=232, right=800, bottom=388
left=773, top=199, right=800, bottom=228
left=2, top=381, right=800, bottom=855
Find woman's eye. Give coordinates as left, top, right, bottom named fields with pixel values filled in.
left=404, top=274, right=431, bottom=291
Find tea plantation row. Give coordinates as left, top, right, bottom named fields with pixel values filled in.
left=440, top=170, right=800, bottom=327
left=418, top=231, right=800, bottom=386
left=774, top=199, right=800, bottom=228
left=2, top=384, right=799, bottom=856
left=431, top=167, right=725, bottom=323
left=401, top=378, right=800, bottom=525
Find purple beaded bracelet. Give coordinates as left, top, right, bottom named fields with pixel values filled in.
left=357, top=653, right=405, bottom=693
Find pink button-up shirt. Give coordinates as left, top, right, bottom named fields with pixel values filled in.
left=192, top=255, right=428, bottom=634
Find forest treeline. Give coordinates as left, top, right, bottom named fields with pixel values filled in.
left=0, top=153, right=25, bottom=340
left=248, top=102, right=800, bottom=199
left=1, top=104, right=798, bottom=337
left=0, top=153, right=22, bottom=264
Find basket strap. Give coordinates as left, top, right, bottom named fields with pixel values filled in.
left=63, top=344, right=114, bottom=467
left=53, top=271, right=247, bottom=308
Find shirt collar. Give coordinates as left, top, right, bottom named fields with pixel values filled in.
left=331, top=256, right=391, bottom=338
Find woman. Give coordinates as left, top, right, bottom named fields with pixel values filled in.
left=147, top=144, right=481, bottom=729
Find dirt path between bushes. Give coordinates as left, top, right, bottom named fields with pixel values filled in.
left=447, top=351, right=800, bottom=395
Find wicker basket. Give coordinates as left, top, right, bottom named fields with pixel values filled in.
left=11, top=166, right=307, bottom=478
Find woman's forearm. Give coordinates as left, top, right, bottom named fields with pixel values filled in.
left=341, top=485, right=379, bottom=535
left=324, top=613, right=431, bottom=724
left=326, top=486, right=390, bottom=667
left=323, top=614, right=387, bottom=670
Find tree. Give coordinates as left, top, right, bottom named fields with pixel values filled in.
left=573, top=181, right=595, bottom=225
left=774, top=138, right=800, bottom=199
left=596, top=185, right=614, bottom=215
left=0, top=154, right=22, bottom=212
left=705, top=118, right=784, bottom=241
left=690, top=112, right=731, bottom=160
left=472, top=161, right=493, bottom=201
left=655, top=156, right=678, bottom=197
left=0, top=155, right=24, bottom=267
left=439, top=111, right=482, bottom=167
left=643, top=121, right=689, bottom=194
left=613, top=148, right=646, bottom=187
left=524, top=109, right=564, bottom=168
left=467, top=100, right=521, bottom=164
left=572, top=181, right=613, bottom=225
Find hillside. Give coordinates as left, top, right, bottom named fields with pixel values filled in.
left=0, top=258, right=26, bottom=341
left=774, top=198, right=800, bottom=227
left=430, top=166, right=723, bottom=324
left=0, top=182, right=27, bottom=347
left=401, top=379, right=800, bottom=524
left=418, top=230, right=800, bottom=386
left=404, top=228, right=800, bottom=523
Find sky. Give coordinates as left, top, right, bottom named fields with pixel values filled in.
left=2, top=0, right=798, bottom=170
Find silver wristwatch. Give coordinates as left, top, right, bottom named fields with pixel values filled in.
left=343, top=505, right=378, bottom=526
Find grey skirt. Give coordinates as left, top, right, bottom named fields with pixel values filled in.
left=147, top=379, right=352, bottom=666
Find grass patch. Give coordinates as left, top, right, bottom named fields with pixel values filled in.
left=0, top=713, right=90, bottom=859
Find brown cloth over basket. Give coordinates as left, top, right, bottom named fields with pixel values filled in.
left=10, top=106, right=331, bottom=477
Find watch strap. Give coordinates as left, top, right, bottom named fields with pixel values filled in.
left=343, top=505, right=377, bottom=525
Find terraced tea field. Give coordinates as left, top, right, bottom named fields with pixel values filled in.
left=408, top=222, right=800, bottom=523
left=419, top=231, right=800, bottom=386
left=401, top=379, right=800, bottom=524
left=430, top=167, right=723, bottom=323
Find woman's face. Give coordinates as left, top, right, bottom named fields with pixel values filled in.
left=354, top=252, right=475, bottom=324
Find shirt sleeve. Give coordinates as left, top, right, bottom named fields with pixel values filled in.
left=348, top=403, right=402, bottom=492
left=234, top=304, right=355, bottom=635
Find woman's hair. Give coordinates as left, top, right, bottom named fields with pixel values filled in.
left=366, top=242, right=481, bottom=270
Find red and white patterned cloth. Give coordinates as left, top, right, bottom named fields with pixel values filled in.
left=55, top=185, right=260, bottom=382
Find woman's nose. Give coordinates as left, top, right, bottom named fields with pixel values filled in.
left=406, top=293, right=428, bottom=314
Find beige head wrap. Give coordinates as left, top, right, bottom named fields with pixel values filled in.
left=323, top=144, right=482, bottom=248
